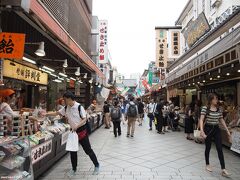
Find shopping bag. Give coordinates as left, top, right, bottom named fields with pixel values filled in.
left=66, top=131, right=79, bottom=152
left=194, top=129, right=201, bottom=139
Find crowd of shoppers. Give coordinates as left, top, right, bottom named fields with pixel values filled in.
left=48, top=91, right=231, bottom=178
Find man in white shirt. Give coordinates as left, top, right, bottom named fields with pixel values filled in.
left=46, top=91, right=100, bottom=177
left=147, top=99, right=156, bottom=131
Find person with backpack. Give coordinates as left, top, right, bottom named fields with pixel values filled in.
left=110, top=101, right=122, bottom=137
left=46, top=91, right=100, bottom=177
left=103, top=101, right=111, bottom=129
left=125, top=96, right=138, bottom=137
left=200, top=93, right=231, bottom=177
left=137, top=98, right=144, bottom=126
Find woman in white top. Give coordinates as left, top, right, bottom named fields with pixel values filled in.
left=0, top=96, right=15, bottom=132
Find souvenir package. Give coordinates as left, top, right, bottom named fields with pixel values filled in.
left=0, top=150, right=5, bottom=161
left=41, top=131, right=54, bottom=141
left=0, top=136, right=17, bottom=144
left=0, top=155, right=25, bottom=170
left=28, top=135, right=40, bottom=145
left=8, top=169, right=31, bottom=180
left=61, top=123, right=71, bottom=131
left=0, top=143, right=23, bottom=156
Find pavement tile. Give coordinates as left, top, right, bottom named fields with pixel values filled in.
left=40, top=119, right=240, bottom=180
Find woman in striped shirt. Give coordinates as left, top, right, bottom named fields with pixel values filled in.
left=199, top=93, right=231, bottom=177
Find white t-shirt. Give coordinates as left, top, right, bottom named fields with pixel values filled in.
left=147, top=103, right=156, bottom=113
left=0, top=102, right=14, bottom=118
left=58, top=102, right=86, bottom=129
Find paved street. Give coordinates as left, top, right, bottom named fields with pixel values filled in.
left=39, top=119, right=240, bottom=180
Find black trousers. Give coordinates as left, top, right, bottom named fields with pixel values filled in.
left=113, top=121, right=121, bottom=136
left=204, top=124, right=225, bottom=169
left=156, top=115, right=163, bottom=132
left=70, top=131, right=99, bottom=171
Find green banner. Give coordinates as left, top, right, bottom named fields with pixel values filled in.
left=148, top=72, right=153, bottom=86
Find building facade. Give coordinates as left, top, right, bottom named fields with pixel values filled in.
left=165, top=0, right=240, bottom=148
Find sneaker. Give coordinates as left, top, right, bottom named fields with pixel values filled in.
left=222, top=169, right=231, bottom=177
left=206, top=165, right=213, bottom=172
left=67, top=170, right=76, bottom=177
left=149, top=128, right=152, bottom=131
left=131, top=135, right=134, bottom=138
left=118, top=133, right=121, bottom=136
left=93, top=165, right=100, bottom=175
left=126, top=134, right=130, bottom=137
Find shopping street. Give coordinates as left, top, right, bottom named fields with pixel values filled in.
left=39, top=121, right=240, bottom=180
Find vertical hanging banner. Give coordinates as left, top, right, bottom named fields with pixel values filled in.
left=121, top=87, right=130, bottom=96
left=99, top=20, right=108, bottom=64
left=142, top=80, right=151, bottom=91
left=148, top=72, right=153, bottom=86
left=0, top=32, right=25, bottom=59
left=171, top=31, right=180, bottom=56
left=156, top=29, right=168, bottom=68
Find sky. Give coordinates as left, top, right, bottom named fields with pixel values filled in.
left=93, top=0, right=189, bottom=78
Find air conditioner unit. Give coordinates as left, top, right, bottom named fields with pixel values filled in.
left=211, top=0, right=222, bottom=8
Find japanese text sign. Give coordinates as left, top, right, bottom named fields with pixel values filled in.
left=31, top=140, right=52, bottom=164
left=0, top=32, right=25, bottom=59
left=183, top=12, right=210, bottom=48
left=98, top=20, right=108, bottom=64
left=171, top=31, right=180, bottom=56
left=156, top=29, right=168, bottom=68
left=3, top=60, right=48, bottom=85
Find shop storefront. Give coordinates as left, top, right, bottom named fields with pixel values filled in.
left=0, top=1, right=105, bottom=179
left=166, top=9, right=240, bottom=153
left=2, top=59, right=48, bottom=110
left=201, top=80, right=240, bottom=148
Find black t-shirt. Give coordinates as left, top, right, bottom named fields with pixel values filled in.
left=155, top=103, right=163, bottom=116
left=138, top=102, right=144, bottom=114
left=103, top=104, right=110, bottom=113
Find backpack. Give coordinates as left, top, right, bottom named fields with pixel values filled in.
left=127, top=103, right=137, bottom=117
left=64, top=104, right=92, bottom=133
left=65, top=104, right=83, bottom=119
left=111, top=107, right=121, bottom=120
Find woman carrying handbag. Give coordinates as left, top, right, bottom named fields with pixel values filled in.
left=199, top=93, right=231, bottom=177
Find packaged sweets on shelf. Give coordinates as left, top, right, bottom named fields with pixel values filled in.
left=0, top=155, right=25, bottom=170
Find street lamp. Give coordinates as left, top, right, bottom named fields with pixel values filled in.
left=75, top=67, right=80, bottom=76
left=63, top=59, right=68, bottom=68
left=25, top=41, right=46, bottom=57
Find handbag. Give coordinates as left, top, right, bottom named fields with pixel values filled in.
left=194, top=129, right=201, bottom=139
left=66, top=131, right=79, bottom=152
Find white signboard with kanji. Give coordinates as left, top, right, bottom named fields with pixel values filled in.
left=31, top=140, right=52, bottom=164
left=98, top=20, right=108, bottom=64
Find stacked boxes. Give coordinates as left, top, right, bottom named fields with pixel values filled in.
left=0, top=115, right=7, bottom=136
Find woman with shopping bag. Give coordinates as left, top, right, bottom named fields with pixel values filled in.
left=199, top=93, right=231, bottom=177
left=46, top=91, right=100, bottom=177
